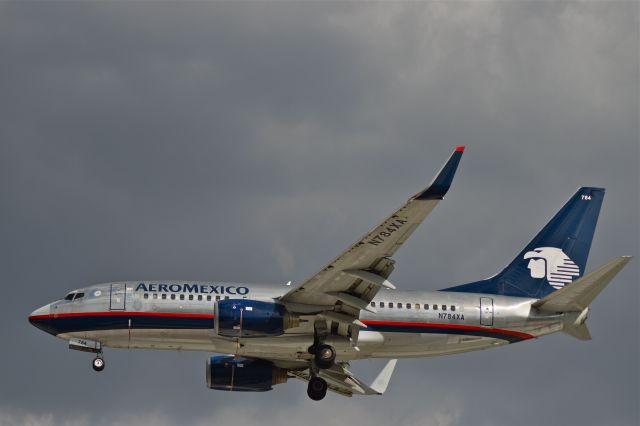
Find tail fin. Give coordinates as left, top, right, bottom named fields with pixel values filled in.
left=445, top=187, right=605, bottom=298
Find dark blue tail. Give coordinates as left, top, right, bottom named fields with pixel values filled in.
left=443, top=187, right=605, bottom=298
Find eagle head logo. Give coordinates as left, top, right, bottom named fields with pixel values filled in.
left=523, top=247, right=580, bottom=289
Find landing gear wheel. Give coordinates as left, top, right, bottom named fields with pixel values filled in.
left=92, top=357, right=105, bottom=372
left=307, top=377, right=328, bottom=401
left=314, top=344, right=336, bottom=369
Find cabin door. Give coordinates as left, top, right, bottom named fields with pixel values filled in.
left=110, top=283, right=127, bottom=311
left=480, top=297, right=494, bottom=326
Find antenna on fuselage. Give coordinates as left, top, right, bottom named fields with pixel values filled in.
left=234, top=308, right=244, bottom=358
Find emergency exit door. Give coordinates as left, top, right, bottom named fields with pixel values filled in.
left=480, top=297, right=493, bottom=326
left=110, top=283, right=126, bottom=311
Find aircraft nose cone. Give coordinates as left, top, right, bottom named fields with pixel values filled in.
left=28, top=304, right=57, bottom=335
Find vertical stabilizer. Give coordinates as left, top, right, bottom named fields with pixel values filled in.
left=444, top=187, right=605, bottom=298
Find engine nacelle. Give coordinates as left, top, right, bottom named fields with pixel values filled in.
left=214, top=299, right=298, bottom=338
left=206, top=356, right=288, bottom=392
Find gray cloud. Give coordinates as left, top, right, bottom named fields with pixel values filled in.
left=1, top=2, right=637, bottom=426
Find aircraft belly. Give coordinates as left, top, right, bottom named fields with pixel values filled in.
left=60, top=329, right=218, bottom=352
left=356, top=331, right=501, bottom=359
left=58, top=319, right=545, bottom=360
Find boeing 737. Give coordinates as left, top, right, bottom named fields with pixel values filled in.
left=29, top=147, right=631, bottom=400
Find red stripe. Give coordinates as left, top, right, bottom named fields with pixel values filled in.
left=29, top=311, right=214, bottom=320
left=362, top=319, right=534, bottom=340
left=455, top=146, right=465, bottom=152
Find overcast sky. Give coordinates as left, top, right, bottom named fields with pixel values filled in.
left=1, top=2, right=638, bottom=425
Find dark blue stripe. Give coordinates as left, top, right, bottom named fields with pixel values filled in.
left=33, top=315, right=213, bottom=335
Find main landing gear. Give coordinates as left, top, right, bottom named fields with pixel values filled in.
left=314, top=344, right=336, bottom=369
left=305, top=321, right=335, bottom=400
left=305, top=344, right=332, bottom=400
left=308, top=321, right=336, bottom=370
left=307, top=376, right=328, bottom=401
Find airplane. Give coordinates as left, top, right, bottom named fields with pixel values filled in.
left=29, top=147, right=632, bottom=401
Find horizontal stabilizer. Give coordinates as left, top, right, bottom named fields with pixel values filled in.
left=533, top=256, right=632, bottom=313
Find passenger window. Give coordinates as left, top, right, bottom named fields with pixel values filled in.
left=170, top=294, right=176, bottom=300
left=432, top=304, right=437, bottom=310
left=388, top=302, right=393, bottom=308
left=424, top=304, right=429, bottom=310
left=207, top=295, right=212, bottom=301
left=442, top=305, right=446, bottom=311
left=379, top=302, right=384, bottom=308
left=225, top=296, right=229, bottom=300
left=371, top=302, right=375, bottom=307
left=415, top=304, right=420, bottom=310
left=198, top=295, right=203, bottom=301
left=406, top=303, right=411, bottom=309
left=144, top=293, right=149, bottom=300
left=216, top=295, right=221, bottom=301
left=397, top=303, right=402, bottom=309
left=451, top=305, right=455, bottom=311
left=153, top=294, right=158, bottom=300
left=161, top=294, right=167, bottom=300
left=180, top=294, right=185, bottom=301
left=188, top=295, right=194, bottom=301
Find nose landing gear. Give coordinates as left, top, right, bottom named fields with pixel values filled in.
left=92, top=355, right=105, bottom=372
left=68, top=338, right=105, bottom=372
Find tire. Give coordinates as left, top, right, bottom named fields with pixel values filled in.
left=314, top=344, right=336, bottom=369
left=92, top=357, right=105, bottom=372
left=307, top=377, right=327, bottom=401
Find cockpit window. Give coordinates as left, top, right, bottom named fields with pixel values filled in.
left=64, top=292, right=85, bottom=301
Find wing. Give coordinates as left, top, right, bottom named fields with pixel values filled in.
left=289, top=359, right=398, bottom=397
left=279, top=147, right=464, bottom=331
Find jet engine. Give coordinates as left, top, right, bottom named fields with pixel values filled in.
left=206, top=356, right=288, bottom=392
left=214, top=299, right=298, bottom=338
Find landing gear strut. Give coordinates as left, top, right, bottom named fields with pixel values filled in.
left=307, top=376, right=328, bottom=401
left=92, top=355, right=105, bottom=372
left=305, top=320, right=334, bottom=400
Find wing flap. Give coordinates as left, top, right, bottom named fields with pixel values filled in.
left=290, top=359, right=398, bottom=397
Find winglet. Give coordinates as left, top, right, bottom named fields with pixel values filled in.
left=414, top=147, right=464, bottom=200
left=368, top=359, right=398, bottom=395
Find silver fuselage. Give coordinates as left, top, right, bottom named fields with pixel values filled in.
left=29, top=281, right=569, bottom=369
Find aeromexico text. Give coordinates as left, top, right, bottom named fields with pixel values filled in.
left=135, top=283, right=250, bottom=296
